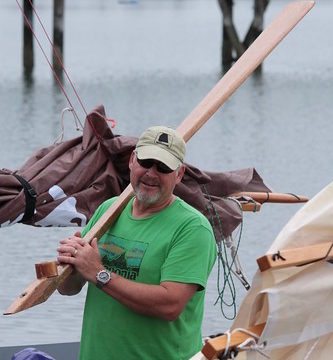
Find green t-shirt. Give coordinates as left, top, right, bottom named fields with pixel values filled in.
left=79, top=196, right=216, bottom=360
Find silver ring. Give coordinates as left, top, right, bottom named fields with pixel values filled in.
left=74, top=249, right=78, bottom=257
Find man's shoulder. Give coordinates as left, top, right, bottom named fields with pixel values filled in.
left=173, top=197, right=212, bottom=230
left=99, top=196, right=120, bottom=209
left=90, top=196, right=120, bottom=221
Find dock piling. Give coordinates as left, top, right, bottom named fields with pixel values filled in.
left=53, top=0, right=65, bottom=77
left=23, top=0, right=34, bottom=75
left=218, top=0, right=269, bottom=72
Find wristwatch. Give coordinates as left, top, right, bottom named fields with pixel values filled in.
left=96, top=269, right=111, bottom=289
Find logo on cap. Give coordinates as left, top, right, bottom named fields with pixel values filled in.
left=156, top=132, right=172, bottom=148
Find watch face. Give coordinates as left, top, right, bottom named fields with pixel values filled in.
left=97, top=270, right=111, bottom=284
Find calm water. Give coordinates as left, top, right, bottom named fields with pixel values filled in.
left=1, top=0, right=333, bottom=348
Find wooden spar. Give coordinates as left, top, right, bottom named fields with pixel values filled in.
left=241, top=201, right=261, bottom=212
left=257, top=242, right=333, bottom=272
left=4, top=1, right=315, bottom=315
left=231, top=191, right=308, bottom=204
left=201, top=323, right=266, bottom=359
left=231, top=191, right=308, bottom=212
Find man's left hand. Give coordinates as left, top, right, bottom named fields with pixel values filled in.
left=57, top=232, right=102, bottom=284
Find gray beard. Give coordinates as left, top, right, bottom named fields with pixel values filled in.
left=134, top=187, right=162, bottom=205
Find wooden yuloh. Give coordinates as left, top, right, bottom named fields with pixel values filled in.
left=4, top=186, right=133, bottom=315
left=4, top=0, right=315, bottom=315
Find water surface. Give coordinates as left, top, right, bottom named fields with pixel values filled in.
left=0, top=0, right=333, bottom=347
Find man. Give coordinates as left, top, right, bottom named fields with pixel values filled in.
left=57, top=126, right=217, bottom=360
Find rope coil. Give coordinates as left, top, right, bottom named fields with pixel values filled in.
left=202, top=185, right=249, bottom=320
left=54, top=107, right=84, bottom=144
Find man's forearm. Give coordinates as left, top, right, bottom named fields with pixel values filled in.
left=57, top=236, right=197, bottom=317
left=100, top=272, right=197, bottom=321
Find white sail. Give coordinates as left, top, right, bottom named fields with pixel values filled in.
left=231, top=181, right=333, bottom=359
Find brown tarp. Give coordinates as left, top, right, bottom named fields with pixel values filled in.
left=0, top=105, right=270, bottom=239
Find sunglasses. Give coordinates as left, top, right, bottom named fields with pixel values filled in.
left=137, top=158, right=174, bottom=174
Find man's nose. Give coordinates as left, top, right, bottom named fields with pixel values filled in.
left=145, top=164, right=159, bottom=176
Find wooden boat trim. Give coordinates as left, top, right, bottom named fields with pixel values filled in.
left=4, top=0, right=315, bottom=315
left=201, top=323, right=266, bottom=359
left=257, top=242, right=333, bottom=271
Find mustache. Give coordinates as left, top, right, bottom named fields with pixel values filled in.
left=139, top=176, right=160, bottom=187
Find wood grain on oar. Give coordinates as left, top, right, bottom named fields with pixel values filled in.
left=4, top=184, right=135, bottom=315
left=257, top=242, right=333, bottom=272
left=4, top=0, right=315, bottom=315
left=4, top=265, right=73, bottom=315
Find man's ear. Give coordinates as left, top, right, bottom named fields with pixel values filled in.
left=175, top=165, right=185, bottom=184
left=129, top=151, right=135, bottom=171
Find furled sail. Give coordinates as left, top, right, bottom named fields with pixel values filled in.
left=198, top=181, right=333, bottom=359
left=0, top=105, right=271, bottom=239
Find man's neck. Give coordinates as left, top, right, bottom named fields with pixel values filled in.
left=132, top=195, right=176, bottom=219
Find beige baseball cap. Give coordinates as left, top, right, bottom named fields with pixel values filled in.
left=136, top=126, right=186, bottom=170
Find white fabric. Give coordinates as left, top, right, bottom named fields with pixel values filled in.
left=35, top=185, right=86, bottom=227
left=232, top=181, right=333, bottom=359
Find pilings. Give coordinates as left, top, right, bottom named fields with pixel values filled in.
left=53, top=0, right=65, bottom=75
left=22, top=1, right=267, bottom=75
left=218, top=0, right=269, bottom=72
left=23, top=0, right=34, bottom=75
left=22, top=0, right=64, bottom=77
left=244, top=0, right=268, bottom=48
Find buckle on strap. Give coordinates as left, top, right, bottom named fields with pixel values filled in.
left=27, top=187, right=37, bottom=198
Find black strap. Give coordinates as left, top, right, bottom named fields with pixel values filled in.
left=13, top=174, right=37, bottom=222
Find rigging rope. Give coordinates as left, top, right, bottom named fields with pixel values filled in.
left=16, top=1, right=115, bottom=143
left=221, top=328, right=269, bottom=359
left=202, top=185, right=247, bottom=321
left=54, top=107, right=80, bottom=143
left=16, top=1, right=81, bottom=125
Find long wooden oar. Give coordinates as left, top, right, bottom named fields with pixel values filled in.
left=4, top=0, right=315, bottom=315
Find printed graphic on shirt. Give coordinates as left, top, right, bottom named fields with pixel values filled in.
left=99, top=235, right=148, bottom=280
